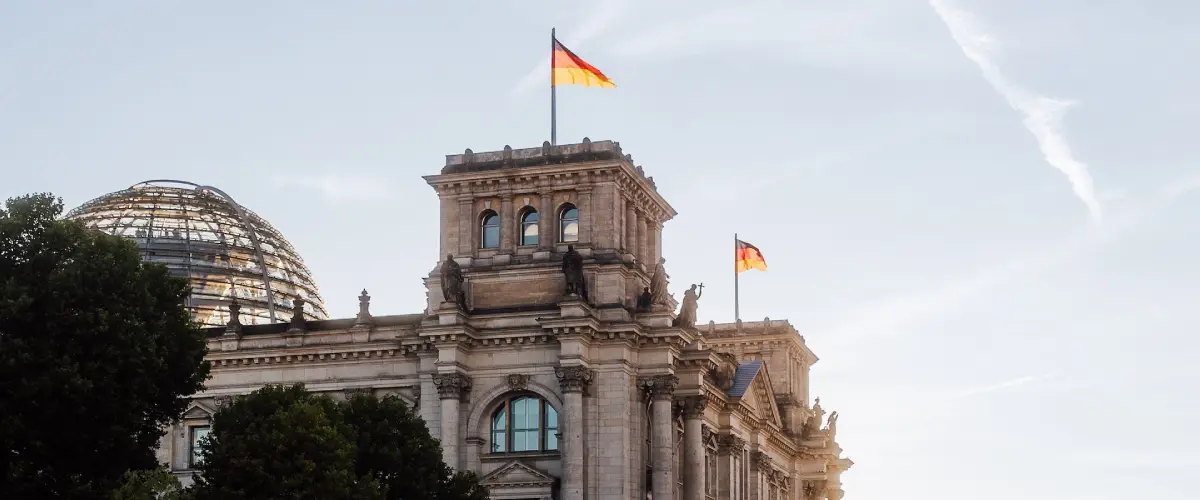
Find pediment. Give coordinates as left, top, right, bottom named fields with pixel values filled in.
left=738, top=365, right=783, bottom=428
left=480, top=460, right=556, bottom=488
left=182, top=403, right=214, bottom=420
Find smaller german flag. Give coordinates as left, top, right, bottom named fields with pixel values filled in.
left=735, top=239, right=768, bottom=273
left=552, top=39, right=616, bottom=88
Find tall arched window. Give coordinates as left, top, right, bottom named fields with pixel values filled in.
left=480, top=211, right=500, bottom=249
left=559, top=204, right=579, bottom=243
left=520, top=208, right=539, bottom=246
left=490, top=395, right=559, bottom=453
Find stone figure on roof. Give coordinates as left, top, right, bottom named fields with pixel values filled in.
left=649, top=258, right=669, bottom=306
left=673, top=283, right=703, bottom=329
left=636, top=286, right=653, bottom=312
left=440, top=254, right=467, bottom=310
left=562, top=245, right=589, bottom=301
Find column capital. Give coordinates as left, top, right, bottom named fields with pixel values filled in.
left=639, top=374, right=679, bottom=400
left=554, top=365, right=593, bottom=394
left=433, top=373, right=472, bottom=400
left=717, top=434, right=746, bottom=455
left=750, top=450, right=773, bottom=471
left=677, top=395, right=708, bottom=419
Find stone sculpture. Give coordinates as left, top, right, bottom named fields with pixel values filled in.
left=562, top=244, right=589, bottom=301
left=673, top=283, right=703, bottom=328
left=649, top=258, right=669, bottom=306
left=440, top=254, right=467, bottom=310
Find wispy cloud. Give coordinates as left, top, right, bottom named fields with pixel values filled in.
left=511, top=0, right=631, bottom=96
left=954, top=373, right=1055, bottom=398
left=823, top=173, right=1200, bottom=342
left=929, top=0, right=1103, bottom=223
left=271, top=173, right=395, bottom=205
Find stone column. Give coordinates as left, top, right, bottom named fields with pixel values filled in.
left=539, top=192, right=554, bottom=250
left=556, top=366, right=593, bottom=500
left=433, top=373, right=471, bottom=469
left=717, top=435, right=746, bottom=500
left=500, top=196, right=514, bottom=250
left=680, top=396, right=707, bottom=500
left=625, top=201, right=637, bottom=255
left=641, top=375, right=679, bottom=500
left=458, top=197, right=475, bottom=256
left=577, top=187, right=592, bottom=245
left=648, top=221, right=661, bottom=270
left=749, top=451, right=770, bottom=500
left=636, top=213, right=648, bottom=265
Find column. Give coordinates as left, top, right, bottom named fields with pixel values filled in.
left=680, top=396, right=707, bottom=500
left=457, top=197, right=474, bottom=256
left=749, top=451, right=769, bottom=500
left=648, top=221, right=661, bottom=270
left=717, top=435, right=746, bottom=500
left=500, top=196, right=514, bottom=250
left=636, top=213, right=648, bottom=265
left=556, top=366, right=593, bottom=500
left=625, top=201, right=637, bottom=255
left=641, top=375, right=679, bottom=500
left=539, top=192, right=554, bottom=250
left=577, top=187, right=592, bottom=245
left=433, top=373, right=471, bottom=469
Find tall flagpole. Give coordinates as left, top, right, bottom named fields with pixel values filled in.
left=550, top=28, right=557, bottom=146
left=734, top=232, right=740, bottom=323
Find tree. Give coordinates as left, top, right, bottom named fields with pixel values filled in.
left=110, top=467, right=186, bottom=500
left=342, top=393, right=488, bottom=500
left=0, top=194, right=211, bottom=499
left=188, top=384, right=384, bottom=500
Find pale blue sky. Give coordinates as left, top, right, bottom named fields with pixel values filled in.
left=2, top=1, right=1197, bottom=499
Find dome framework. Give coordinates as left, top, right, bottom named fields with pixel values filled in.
left=65, top=180, right=328, bottom=327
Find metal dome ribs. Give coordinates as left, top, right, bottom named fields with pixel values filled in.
left=65, top=180, right=329, bottom=327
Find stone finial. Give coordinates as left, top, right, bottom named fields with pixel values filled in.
left=506, top=373, right=530, bottom=391
left=581, top=137, right=592, bottom=152
left=555, top=365, right=593, bottom=394
left=355, top=289, right=373, bottom=326
left=502, top=145, right=513, bottom=163
left=463, top=148, right=474, bottom=164
left=639, top=374, right=679, bottom=400
left=542, top=141, right=553, bottom=159
left=225, top=298, right=242, bottom=335
left=432, top=373, right=472, bottom=400
left=288, top=297, right=307, bottom=333
left=624, top=154, right=634, bottom=163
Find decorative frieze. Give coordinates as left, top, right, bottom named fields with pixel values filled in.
left=433, top=373, right=472, bottom=400
left=639, top=374, right=679, bottom=400
left=554, top=366, right=592, bottom=394
left=506, top=373, right=531, bottom=391
left=344, top=387, right=373, bottom=398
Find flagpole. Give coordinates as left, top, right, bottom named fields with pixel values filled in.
left=550, top=28, right=557, bottom=146
left=734, top=233, right=740, bottom=323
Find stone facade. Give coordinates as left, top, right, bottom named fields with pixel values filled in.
left=158, top=140, right=853, bottom=500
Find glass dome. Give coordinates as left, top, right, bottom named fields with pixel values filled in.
left=65, top=180, right=329, bottom=327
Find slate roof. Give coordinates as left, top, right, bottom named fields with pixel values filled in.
left=726, top=360, right=763, bottom=398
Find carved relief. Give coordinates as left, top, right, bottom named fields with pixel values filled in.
left=717, top=434, right=746, bottom=455
left=554, top=366, right=593, bottom=394
left=213, top=395, right=234, bottom=410
left=433, top=373, right=472, bottom=400
left=506, top=373, right=531, bottom=391
left=750, top=450, right=772, bottom=471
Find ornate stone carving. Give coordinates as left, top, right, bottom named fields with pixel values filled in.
left=506, top=373, right=531, bottom=391
left=213, top=395, right=234, bottom=410
left=824, top=411, right=839, bottom=438
left=639, top=375, right=678, bottom=400
left=750, top=451, right=772, bottom=470
left=225, top=298, right=242, bottom=334
left=649, top=258, right=669, bottom=306
left=440, top=255, right=467, bottom=311
left=344, top=387, right=373, bottom=398
left=709, top=362, right=736, bottom=390
left=677, top=395, right=708, bottom=419
left=355, top=289, right=373, bottom=326
left=433, top=373, right=472, bottom=400
left=555, top=366, right=592, bottom=394
left=410, top=385, right=421, bottom=409
left=561, top=245, right=589, bottom=301
left=287, top=297, right=307, bottom=333
left=717, top=434, right=746, bottom=455
left=673, top=283, right=704, bottom=329
left=802, top=480, right=828, bottom=500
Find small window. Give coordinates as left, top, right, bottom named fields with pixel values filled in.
left=189, top=425, right=211, bottom=468
left=490, top=395, right=559, bottom=454
left=559, top=205, right=579, bottom=243
left=480, top=211, right=500, bottom=249
left=520, top=209, right=539, bottom=246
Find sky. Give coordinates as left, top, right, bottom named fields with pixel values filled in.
left=2, top=1, right=1197, bottom=498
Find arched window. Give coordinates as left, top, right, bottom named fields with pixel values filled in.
left=520, top=208, right=539, bottom=246
left=490, top=395, right=559, bottom=453
left=559, top=204, right=579, bottom=243
left=480, top=211, right=500, bottom=249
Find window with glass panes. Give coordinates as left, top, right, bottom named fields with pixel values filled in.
left=558, top=205, right=579, bottom=243
left=520, top=209, right=539, bottom=246
left=189, top=426, right=211, bottom=468
left=480, top=211, right=500, bottom=249
left=490, top=396, right=559, bottom=453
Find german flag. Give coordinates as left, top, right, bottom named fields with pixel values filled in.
left=552, top=39, right=616, bottom=88
left=735, top=239, right=768, bottom=273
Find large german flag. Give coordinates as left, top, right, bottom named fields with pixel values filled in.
left=552, top=39, right=616, bottom=88
left=735, top=239, right=768, bottom=273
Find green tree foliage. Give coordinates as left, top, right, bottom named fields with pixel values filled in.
left=110, top=467, right=186, bottom=500
left=342, top=393, right=488, bottom=500
left=188, top=384, right=384, bottom=500
left=0, top=194, right=211, bottom=498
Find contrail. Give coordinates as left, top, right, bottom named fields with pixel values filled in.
left=929, top=0, right=1103, bottom=223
